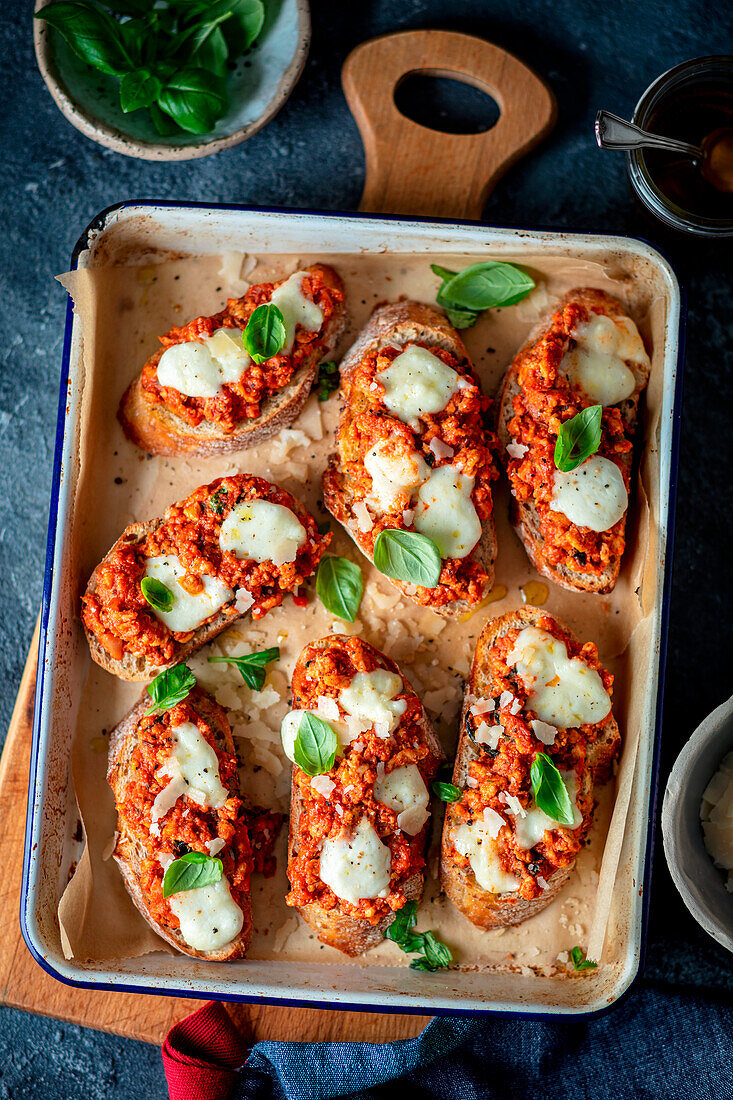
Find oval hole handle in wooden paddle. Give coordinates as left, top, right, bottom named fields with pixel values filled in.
left=342, top=30, right=556, bottom=220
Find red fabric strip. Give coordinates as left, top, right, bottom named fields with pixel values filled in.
left=162, top=1001, right=249, bottom=1100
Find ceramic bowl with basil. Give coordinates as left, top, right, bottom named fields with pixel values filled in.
left=33, top=0, right=310, bottom=160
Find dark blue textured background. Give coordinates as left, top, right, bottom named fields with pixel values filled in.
left=1, top=0, right=732, bottom=1096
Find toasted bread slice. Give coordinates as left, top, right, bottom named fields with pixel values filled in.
left=286, top=636, right=443, bottom=956
left=84, top=517, right=240, bottom=682
left=323, top=300, right=498, bottom=619
left=440, top=607, right=620, bottom=930
left=82, top=475, right=326, bottom=681
left=118, top=264, right=346, bottom=457
left=107, top=689, right=252, bottom=961
left=497, top=288, right=650, bottom=594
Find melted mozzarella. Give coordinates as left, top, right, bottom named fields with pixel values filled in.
left=513, top=771, right=582, bottom=849
left=156, top=328, right=248, bottom=398
left=219, top=499, right=306, bottom=566
left=144, top=556, right=233, bottom=633
left=377, top=346, right=470, bottom=428
left=270, top=271, right=323, bottom=354
left=561, top=313, right=646, bottom=406
left=414, top=464, right=481, bottom=559
left=550, top=455, right=628, bottom=532
left=156, top=722, right=228, bottom=813
left=506, top=627, right=611, bottom=728
left=452, top=820, right=520, bottom=894
left=168, top=875, right=244, bottom=952
left=364, top=440, right=429, bottom=510
left=339, top=669, right=406, bottom=738
left=374, top=764, right=429, bottom=835
left=319, top=817, right=391, bottom=904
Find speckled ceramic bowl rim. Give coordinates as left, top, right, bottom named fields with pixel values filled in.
left=661, top=693, right=733, bottom=954
left=33, top=0, right=311, bottom=161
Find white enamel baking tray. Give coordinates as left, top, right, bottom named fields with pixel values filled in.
left=22, top=202, right=683, bottom=1017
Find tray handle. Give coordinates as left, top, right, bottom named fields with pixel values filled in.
left=342, top=30, right=556, bottom=220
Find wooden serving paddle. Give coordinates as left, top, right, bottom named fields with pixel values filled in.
left=342, top=29, right=556, bottom=219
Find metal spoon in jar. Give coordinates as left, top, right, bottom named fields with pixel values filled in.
left=595, top=110, right=733, bottom=192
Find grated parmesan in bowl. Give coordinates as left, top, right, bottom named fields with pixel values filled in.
left=700, top=751, right=733, bottom=892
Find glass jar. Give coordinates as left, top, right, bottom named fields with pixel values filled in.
left=627, top=56, right=733, bottom=237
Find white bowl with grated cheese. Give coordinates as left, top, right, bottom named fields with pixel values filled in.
left=662, top=693, right=733, bottom=955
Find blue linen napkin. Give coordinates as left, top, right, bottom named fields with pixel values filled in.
left=236, top=983, right=733, bottom=1099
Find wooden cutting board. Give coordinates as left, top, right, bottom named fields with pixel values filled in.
left=2, top=30, right=554, bottom=1045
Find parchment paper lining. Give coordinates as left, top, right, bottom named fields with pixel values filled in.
left=55, top=248, right=667, bottom=977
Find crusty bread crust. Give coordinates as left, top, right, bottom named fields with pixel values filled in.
left=107, top=690, right=252, bottom=961
left=323, top=300, right=497, bottom=619
left=287, top=635, right=443, bottom=956
left=440, top=607, right=621, bottom=930
left=497, top=288, right=650, bottom=594
left=118, top=264, right=346, bottom=458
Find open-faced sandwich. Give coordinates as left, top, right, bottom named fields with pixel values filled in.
left=107, top=677, right=280, bottom=960
left=497, top=288, right=650, bottom=593
left=322, top=301, right=499, bottom=618
left=281, top=635, right=442, bottom=955
left=81, top=474, right=328, bottom=681
left=119, top=264, right=346, bottom=457
left=440, top=607, right=620, bottom=929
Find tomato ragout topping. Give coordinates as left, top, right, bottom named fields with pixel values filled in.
left=140, top=269, right=342, bottom=432
left=506, top=298, right=639, bottom=576
left=82, top=475, right=329, bottom=666
left=506, top=297, right=642, bottom=580
left=448, top=616, right=616, bottom=901
left=115, top=692, right=280, bottom=935
left=286, top=637, right=441, bottom=924
left=323, top=341, right=498, bottom=607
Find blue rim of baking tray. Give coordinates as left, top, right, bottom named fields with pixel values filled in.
left=20, top=199, right=686, bottom=1022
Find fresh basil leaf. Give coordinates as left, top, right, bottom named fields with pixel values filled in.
left=421, top=930, right=453, bottom=969
left=162, top=852, right=223, bottom=898
left=409, top=956, right=437, bottom=971
left=120, top=69, right=161, bottom=112
left=316, top=360, right=340, bottom=402
left=443, top=303, right=480, bottom=330
left=190, top=24, right=229, bottom=76
left=243, top=303, right=287, bottom=364
left=157, top=67, right=227, bottom=134
left=383, top=901, right=452, bottom=970
left=35, top=2, right=133, bottom=76
left=293, top=712, right=338, bottom=777
left=530, top=753, right=575, bottom=827
left=439, top=262, right=535, bottom=311
left=208, top=647, right=279, bottom=691
left=117, top=14, right=153, bottom=65
left=373, top=529, right=442, bottom=588
left=554, top=405, right=603, bottom=473
left=221, top=0, right=265, bottom=53
left=432, top=780, right=461, bottom=803
left=145, top=663, right=196, bottom=717
left=384, top=900, right=418, bottom=943
left=149, top=101, right=183, bottom=136
left=316, top=556, right=363, bottom=622
left=570, top=946, right=598, bottom=971
left=432, top=267, right=479, bottom=328
left=141, top=576, right=174, bottom=612
left=430, top=264, right=458, bottom=283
